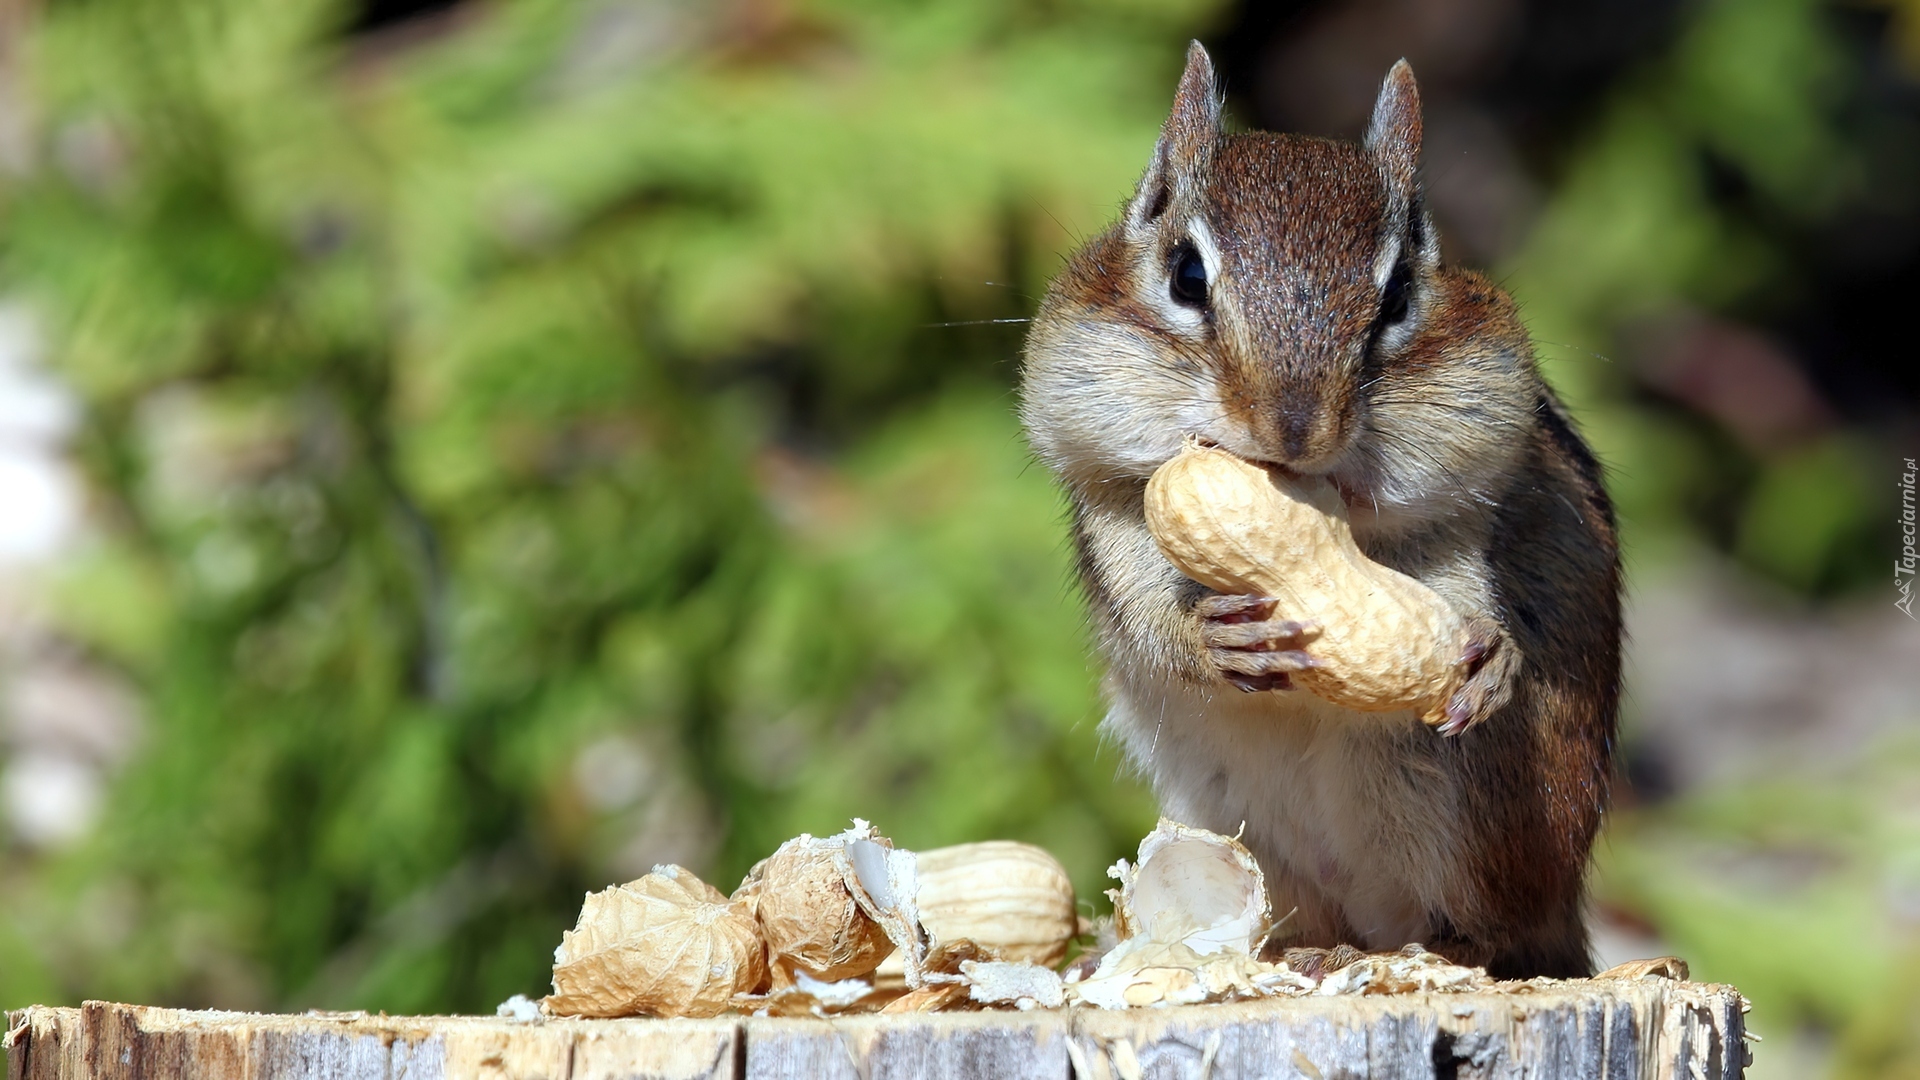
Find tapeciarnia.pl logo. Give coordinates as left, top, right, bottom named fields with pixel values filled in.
left=1899, top=457, right=1917, bottom=619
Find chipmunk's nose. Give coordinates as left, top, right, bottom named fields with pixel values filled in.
left=1219, top=326, right=1352, bottom=467
left=1267, top=394, right=1344, bottom=467
left=1279, top=403, right=1318, bottom=461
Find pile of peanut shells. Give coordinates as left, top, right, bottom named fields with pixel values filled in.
left=536, top=819, right=1492, bottom=1019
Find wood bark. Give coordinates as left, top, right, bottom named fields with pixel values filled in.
left=7, top=978, right=1748, bottom=1080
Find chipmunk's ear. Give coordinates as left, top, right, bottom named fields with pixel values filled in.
left=1129, top=41, right=1220, bottom=229
left=1364, top=60, right=1422, bottom=201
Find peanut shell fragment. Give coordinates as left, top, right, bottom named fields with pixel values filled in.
left=1143, top=441, right=1469, bottom=722
left=1108, top=818, right=1271, bottom=958
left=1070, top=819, right=1277, bottom=1009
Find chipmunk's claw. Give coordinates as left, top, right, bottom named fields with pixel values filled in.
left=1196, top=594, right=1279, bottom=623
left=1459, top=637, right=1491, bottom=668
left=1226, top=672, right=1293, bottom=693
left=1200, top=594, right=1323, bottom=691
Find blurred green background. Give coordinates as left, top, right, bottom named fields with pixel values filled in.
left=0, top=0, right=1915, bottom=1076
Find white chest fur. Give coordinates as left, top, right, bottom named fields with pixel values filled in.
left=1104, top=667, right=1469, bottom=951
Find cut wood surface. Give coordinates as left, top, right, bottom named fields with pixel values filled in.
left=7, top=978, right=1749, bottom=1080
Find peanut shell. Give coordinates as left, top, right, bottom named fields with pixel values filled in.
left=1143, top=441, right=1468, bottom=721
left=1107, top=818, right=1271, bottom=958
left=754, top=827, right=896, bottom=983
left=544, top=865, right=766, bottom=1018
left=913, top=841, right=1078, bottom=967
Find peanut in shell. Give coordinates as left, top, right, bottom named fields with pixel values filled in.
left=913, top=841, right=1079, bottom=967
left=1143, top=441, right=1468, bottom=722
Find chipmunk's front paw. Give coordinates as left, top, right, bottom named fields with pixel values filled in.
left=1196, top=594, right=1324, bottom=693
left=1436, top=618, right=1513, bottom=735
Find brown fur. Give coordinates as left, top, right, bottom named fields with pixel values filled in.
left=1019, top=44, right=1619, bottom=978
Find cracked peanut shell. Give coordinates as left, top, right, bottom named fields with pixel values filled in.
left=753, top=825, right=897, bottom=983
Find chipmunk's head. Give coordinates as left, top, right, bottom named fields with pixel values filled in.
left=1023, top=43, right=1479, bottom=505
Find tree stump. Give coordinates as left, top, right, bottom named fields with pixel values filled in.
left=6, top=978, right=1748, bottom=1080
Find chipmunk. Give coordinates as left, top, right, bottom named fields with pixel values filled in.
left=1019, top=43, right=1619, bottom=978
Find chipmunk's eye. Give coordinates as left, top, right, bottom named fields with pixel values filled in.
left=1170, top=243, right=1208, bottom=307
left=1379, top=257, right=1412, bottom=325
